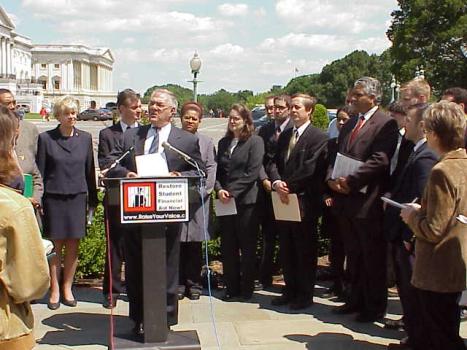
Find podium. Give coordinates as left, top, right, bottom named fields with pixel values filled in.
left=102, top=176, right=201, bottom=350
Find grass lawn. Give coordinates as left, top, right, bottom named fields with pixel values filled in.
left=24, top=113, right=42, bottom=120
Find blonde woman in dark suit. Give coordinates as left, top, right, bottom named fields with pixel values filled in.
left=37, top=96, right=98, bottom=310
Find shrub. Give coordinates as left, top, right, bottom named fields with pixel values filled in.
left=312, top=103, right=329, bottom=131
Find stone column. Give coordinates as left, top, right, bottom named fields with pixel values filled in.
left=1, top=37, right=5, bottom=77
left=6, top=39, right=11, bottom=77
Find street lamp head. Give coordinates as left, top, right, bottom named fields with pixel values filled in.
left=190, top=52, right=202, bottom=74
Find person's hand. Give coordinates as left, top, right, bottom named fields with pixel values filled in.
left=29, top=197, right=41, bottom=209
left=127, top=171, right=138, bottom=178
left=324, top=197, right=334, bottom=207
left=218, top=190, right=231, bottom=204
left=337, top=177, right=351, bottom=194
left=279, top=192, right=289, bottom=204
left=262, top=179, right=272, bottom=192
left=327, top=179, right=342, bottom=193
left=275, top=181, right=289, bottom=196
left=403, top=240, right=413, bottom=252
left=400, top=203, right=421, bottom=224
left=169, top=171, right=181, bottom=177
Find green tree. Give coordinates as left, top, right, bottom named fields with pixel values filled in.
left=142, top=84, right=193, bottom=108
left=312, top=104, right=329, bottom=131
left=387, top=0, right=467, bottom=94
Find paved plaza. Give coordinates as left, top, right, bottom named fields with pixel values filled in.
left=31, top=282, right=467, bottom=350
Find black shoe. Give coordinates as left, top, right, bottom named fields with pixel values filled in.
left=188, top=289, right=201, bottom=301
left=254, top=281, right=263, bottom=291
left=271, top=294, right=291, bottom=306
left=132, top=322, right=144, bottom=336
left=333, top=303, right=359, bottom=315
left=103, top=295, right=118, bottom=309
left=62, top=298, right=77, bottom=307
left=289, top=299, right=313, bottom=310
left=355, top=311, right=384, bottom=323
left=47, top=300, right=60, bottom=310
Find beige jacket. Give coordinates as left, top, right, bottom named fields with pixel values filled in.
left=408, top=149, right=467, bottom=293
left=0, top=185, right=50, bottom=349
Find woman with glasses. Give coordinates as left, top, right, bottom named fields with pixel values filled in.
left=215, top=104, right=264, bottom=301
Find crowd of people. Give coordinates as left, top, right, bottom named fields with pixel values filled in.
left=0, top=78, right=466, bottom=349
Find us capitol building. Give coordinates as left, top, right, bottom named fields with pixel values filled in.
left=0, top=6, right=116, bottom=112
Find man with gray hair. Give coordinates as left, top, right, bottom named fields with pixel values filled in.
left=108, top=88, right=204, bottom=336
left=327, top=77, right=399, bottom=322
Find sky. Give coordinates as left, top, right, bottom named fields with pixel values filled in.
left=3, top=0, right=399, bottom=95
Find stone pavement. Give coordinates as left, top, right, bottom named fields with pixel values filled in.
left=32, top=284, right=467, bottom=349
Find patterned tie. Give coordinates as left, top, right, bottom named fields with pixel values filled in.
left=349, top=115, right=365, bottom=145
left=148, top=127, right=159, bottom=154
left=286, top=129, right=299, bottom=161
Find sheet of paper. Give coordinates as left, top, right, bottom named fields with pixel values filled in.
left=214, top=198, right=237, bottom=216
left=271, top=192, right=301, bottom=222
left=331, top=152, right=367, bottom=194
left=457, top=215, right=467, bottom=224
left=381, top=196, right=407, bottom=209
left=135, top=153, right=169, bottom=177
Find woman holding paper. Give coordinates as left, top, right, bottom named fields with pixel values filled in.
left=401, top=101, right=467, bottom=350
left=215, top=104, right=264, bottom=301
left=0, top=107, right=50, bottom=349
left=36, top=96, right=98, bottom=310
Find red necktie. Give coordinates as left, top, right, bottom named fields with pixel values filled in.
left=349, top=115, right=365, bottom=145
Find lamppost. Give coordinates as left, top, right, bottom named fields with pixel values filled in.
left=390, top=75, right=400, bottom=103
left=189, top=52, right=201, bottom=102
left=415, top=65, right=425, bottom=80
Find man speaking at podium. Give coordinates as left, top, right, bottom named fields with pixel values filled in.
left=108, top=88, right=204, bottom=335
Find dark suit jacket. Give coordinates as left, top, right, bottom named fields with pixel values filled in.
left=328, top=108, right=399, bottom=219
left=215, top=135, right=264, bottom=206
left=383, top=142, right=438, bottom=242
left=108, top=124, right=204, bottom=178
left=257, top=119, right=293, bottom=180
left=389, top=135, right=414, bottom=190
left=98, top=122, right=124, bottom=170
left=36, top=126, right=98, bottom=207
left=269, top=124, right=328, bottom=218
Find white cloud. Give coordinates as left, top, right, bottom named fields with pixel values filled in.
left=209, top=43, right=244, bottom=57
left=218, top=3, right=249, bottom=16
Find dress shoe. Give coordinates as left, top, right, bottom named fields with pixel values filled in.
left=47, top=300, right=60, bottom=310
left=103, top=294, right=118, bottom=309
left=62, top=298, right=77, bottom=307
left=188, top=289, right=201, bottom=301
left=132, top=322, right=144, bottom=336
left=333, top=303, right=359, bottom=315
left=355, top=311, right=384, bottom=323
left=384, top=317, right=404, bottom=330
left=271, top=294, right=291, bottom=306
left=289, top=299, right=313, bottom=310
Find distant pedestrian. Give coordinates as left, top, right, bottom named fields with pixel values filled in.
left=40, top=106, right=49, bottom=122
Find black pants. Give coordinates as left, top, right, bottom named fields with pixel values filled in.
left=123, top=223, right=181, bottom=326
left=220, top=204, right=259, bottom=298
left=258, top=194, right=279, bottom=287
left=322, top=205, right=345, bottom=286
left=179, top=241, right=203, bottom=293
left=338, top=216, right=387, bottom=315
left=411, top=288, right=465, bottom=350
left=278, top=216, right=318, bottom=302
left=102, top=201, right=125, bottom=296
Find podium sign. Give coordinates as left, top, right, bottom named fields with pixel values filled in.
left=120, top=178, right=189, bottom=224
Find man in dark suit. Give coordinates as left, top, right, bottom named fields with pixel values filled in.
left=108, top=89, right=203, bottom=334
left=257, top=95, right=293, bottom=288
left=98, top=89, right=141, bottom=308
left=327, top=77, right=399, bottom=322
left=384, top=103, right=438, bottom=347
left=268, top=93, right=328, bottom=310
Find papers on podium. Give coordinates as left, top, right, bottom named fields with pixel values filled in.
left=135, top=153, right=169, bottom=177
left=271, top=192, right=301, bottom=222
left=331, top=152, right=367, bottom=194
left=214, top=198, right=237, bottom=216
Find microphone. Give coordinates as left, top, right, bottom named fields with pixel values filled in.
left=162, top=141, right=205, bottom=177
left=162, top=141, right=192, bottom=162
left=101, top=146, right=135, bottom=176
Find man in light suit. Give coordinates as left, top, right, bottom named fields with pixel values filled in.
left=268, top=93, right=328, bottom=310
left=108, top=89, right=204, bottom=335
left=384, top=103, right=438, bottom=347
left=257, top=95, right=293, bottom=288
left=328, top=77, right=399, bottom=322
left=98, top=89, right=141, bottom=309
left=0, top=89, right=43, bottom=209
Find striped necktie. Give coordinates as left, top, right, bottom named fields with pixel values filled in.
left=148, top=127, right=159, bottom=154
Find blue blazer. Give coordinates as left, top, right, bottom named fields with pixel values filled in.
left=36, top=126, right=98, bottom=207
